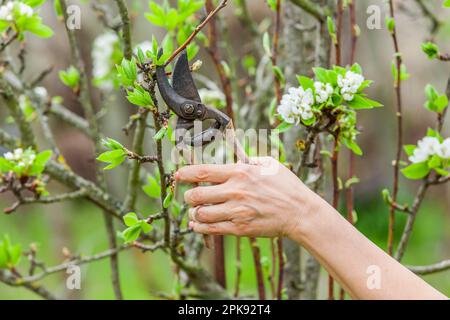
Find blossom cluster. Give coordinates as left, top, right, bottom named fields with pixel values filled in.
left=278, top=87, right=315, bottom=124
left=276, top=65, right=382, bottom=156
left=409, top=136, right=450, bottom=163
left=337, top=71, right=364, bottom=101
left=0, top=1, right=33, bottom=21
left=277, top=68, right=366, bottom=125
left=3, top=148, right=34, bottom=168
left=92, top=32, right=121, bottom=90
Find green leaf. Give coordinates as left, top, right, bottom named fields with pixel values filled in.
left=425, top=84, right=438, bottom=101
left=153, top=126, right=168, bottom=140
left=350, top=63, right=362, bottom=75
left=122, top=225, right=141, bottom=243
left=54, top=0, right=62, bottom=17
left=385, top=16, right=395, bottom=33
left=428, top=154, right=441, bottom=169
left=29, top=150, right=52, bottom=175
left=272, top=66, right=285, bottom=85
left=163, top=191, right=173, bottom=208
left=297, top=75, right=314, bottom=91
left=103, top=156, right=126, bottom=170
left=421, top=42, right=439, bottom=59
left=434, top=94, right=448, bottom=112
left=444, top=0, right=450, bottom=7
left=345, top=176, right=360, bottom=189
left=23, top=0, right=46, bottom=7
left=344, top=139, right=363, bottom=156
left=401, top=162, right=430, bottom=179
left=0, top=158, right=13, bottom=172
left=312, top=67, right=329, bottom=83
left=101, top=138, right=124, bottom=150
left=381, top=188, right=392, bottom=204
left=435, top=168, right=449, bottom=176
left=142, top=175, right=161, bottom=198
left=26, top=23, right=53, bottom=38
left=140, top=220, right=153, bottom=233
left=262, top=32, right=271, bottom=57
left=96, top=149, right=126, bottom=163
left=274, top=122, right=293, bottom=133
left=59, top=66, right=80, bottom=89
left=8, top=244, right=21, bottom=266
left=347, top=95, right=383, bottom=109
left=123, top=212, right=139, bottom=227
left=0, top=243, right=7, bottom=269
left=403, top=145, right=416, bottom=157
left=327, top=16, right=336, bottom=43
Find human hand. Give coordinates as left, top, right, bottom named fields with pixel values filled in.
left=176, top=157, right=326, bottom=239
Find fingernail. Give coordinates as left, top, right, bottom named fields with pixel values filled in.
left=174, top=171, right=180, bottom=180
left=188, top=221, right=195, bottom=230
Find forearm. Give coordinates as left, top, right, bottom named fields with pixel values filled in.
left=290, top=199, right=447, bottom=300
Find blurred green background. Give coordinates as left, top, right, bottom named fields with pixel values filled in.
left=1, top=0, right=450, bottom=299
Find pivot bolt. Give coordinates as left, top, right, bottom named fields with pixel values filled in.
left=184, top=103, right=194, bottom=114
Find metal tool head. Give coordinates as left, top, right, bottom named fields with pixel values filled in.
left=155, top=49, right=230, bottom=147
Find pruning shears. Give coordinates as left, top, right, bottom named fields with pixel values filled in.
left=155, top=49, right=230, bottom=147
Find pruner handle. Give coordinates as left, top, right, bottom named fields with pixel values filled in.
left=175, top=106, right=230, bottom=147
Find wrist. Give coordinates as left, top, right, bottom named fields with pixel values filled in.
left=286, top=191, right=334, bottom=245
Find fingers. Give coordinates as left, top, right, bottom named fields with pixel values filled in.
left=184, top=184, right=230, bottom=206
left=176, top=164, right=239, bottom=184
left=189, top=221, right=236, bottom=235
left=189, top=203, right=233, bottom=223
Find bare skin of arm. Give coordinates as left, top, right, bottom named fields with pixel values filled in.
left=175, top=157, right=447, bottom=300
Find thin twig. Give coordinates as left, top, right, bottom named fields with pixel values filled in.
left=164, top=0, right=228, bottom=67
left=407, top=259, right=450, bottom=275
left=61, top=0, right=122, bottom=299
left=387, top=0, right=404, bottom=256
left=114, top=0, right=132, bottom=60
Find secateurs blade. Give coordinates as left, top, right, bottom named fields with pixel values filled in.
left=155, top=49, right=230, bottom=147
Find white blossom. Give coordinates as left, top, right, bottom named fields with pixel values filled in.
left=409, top=137, right=440, bottom=163
left=437, top=138, right=450, bottom=159
left=314, top=81, right=333, bottom=103
left=278, top=87, right=314, bottom=124
left=0, top=1, right=33, bottom=21
left=34, top=87, right=48, bottom=100
left=198, top=88, right=225, bottom=107
left=92, top=32, right=119, bottom=90
left=13, top=148, right=23, bottom=159
left=338, top=71, right=364, bottom=101
left=3, top=152, right=13, bottom=160
left=134, top=41, right=153, bottom=55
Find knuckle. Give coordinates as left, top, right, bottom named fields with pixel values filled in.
left=206, top=224, right=221, bottom=235
left=234, top=164, right=251, bottom=178
left=185, top=188, right=203, bottom=204
left=195, top=167, right=209, bottom=181
left=190, top=188, right=204, bottom=203
left=195, top=208, right=208, bottom=222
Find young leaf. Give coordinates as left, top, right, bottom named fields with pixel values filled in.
left=140, top=220, right=153, bottom=233
left=154, top=127, right=168, bottom=140
left=401, top=162, right=430, bottom=179
left=262, top=32, right=271, bottom=57
left=142, top=175, right=161, bottom=198
left=163, top=191, right=174, bottom=209
left=123, top=212, right=139, bottom=227
left=297, top=75, right=314, bottom=91
left=421, top=42, right=439, bottom=59
left=122, top=225, right=141, bottom=243
left=403, top=145, right=416, bottom=157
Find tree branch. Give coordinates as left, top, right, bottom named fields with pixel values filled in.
left=114, top=0, right=132, bottom=60
left=164, top=0, right=228, bottom=66
left=0, top=269, right=56, bottom=300
left=407, top=259, right=450, bottom=275
left=290, top=0, right=327, bottom=22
